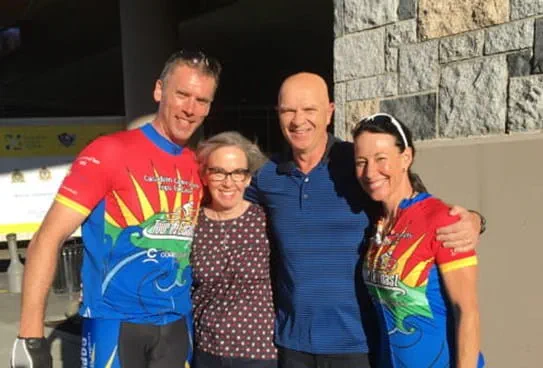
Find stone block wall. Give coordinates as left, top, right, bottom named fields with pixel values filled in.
left=333, top=0, right=543, bottom=141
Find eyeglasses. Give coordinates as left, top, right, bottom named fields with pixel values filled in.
left=206, top=167, right=250, bottom=182
left=171, top=50, right=221, bottom=77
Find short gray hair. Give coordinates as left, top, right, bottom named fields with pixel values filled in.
left=160, top=50, right=221, bottom=87
left=196, top=131, right=268, bottom=178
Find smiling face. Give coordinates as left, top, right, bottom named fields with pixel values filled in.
left=277, top=73, right=334, bottom=159
left=153, top=64, right=217, bottom=146
left=354, top=132, right=413, bottom=208
left=202, top=145, right=251, bottom=214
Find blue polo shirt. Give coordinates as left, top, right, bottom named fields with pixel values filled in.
left=245, top=134, right=378, bottom=354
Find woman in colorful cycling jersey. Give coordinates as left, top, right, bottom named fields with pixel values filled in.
left=191, top=131, right=277, bottom=368
left=352, top=113, right=485, bottom=368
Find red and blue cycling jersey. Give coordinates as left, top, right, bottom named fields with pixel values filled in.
left=56, top=123, right=202, bottom=325
left=363, top=193, right=485, bottom=367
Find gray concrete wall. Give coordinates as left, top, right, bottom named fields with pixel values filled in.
left=414, top=133, right=543, bottom=368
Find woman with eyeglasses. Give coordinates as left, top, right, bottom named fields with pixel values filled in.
left=191, top=131, right=277, bottom=367
left=352, top=114, right=485, bottom=368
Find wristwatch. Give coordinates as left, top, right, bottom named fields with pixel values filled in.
left=470, top=210, right=487, bottom=234
left=479, top=213, right=487, bottom=234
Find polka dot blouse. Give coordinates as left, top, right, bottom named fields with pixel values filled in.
left=191, top=203, right=277, bottom=360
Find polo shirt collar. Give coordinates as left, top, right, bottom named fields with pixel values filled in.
left=277, top=133, right=339, bottom=174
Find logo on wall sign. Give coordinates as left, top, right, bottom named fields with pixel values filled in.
left=11, top=169, right=25, bottom=183
left=4, top=134, right=22, bottom=151
left=39, top=166, right=52, bottom=181
left=58, top=133, right=76, bottom=147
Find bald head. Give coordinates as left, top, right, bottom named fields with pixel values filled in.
left=278, top=72, right=331, bottom=106
left=276, top=72, right=335, bottom=161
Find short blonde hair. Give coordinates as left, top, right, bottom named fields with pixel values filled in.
left=196, top=131, right=268, bottom=178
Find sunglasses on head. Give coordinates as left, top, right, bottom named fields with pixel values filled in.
left=171, top=49, right=221, bottom=75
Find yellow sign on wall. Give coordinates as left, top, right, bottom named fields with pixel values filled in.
left=0, top=118, right=126, bottom=240
left=0, top=123, right=124, bottom=157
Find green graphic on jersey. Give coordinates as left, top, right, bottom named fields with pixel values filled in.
left=371, top=281, right=432, bottom=333
left=104, top=212, right=194, bottom=284
left=366, top=234, right=434, bottom=332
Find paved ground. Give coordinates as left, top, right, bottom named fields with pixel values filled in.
left=0, top=255, right=81, bottom=367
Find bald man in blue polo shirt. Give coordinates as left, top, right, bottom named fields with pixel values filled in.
left=245, top=72, right=483, bottom=368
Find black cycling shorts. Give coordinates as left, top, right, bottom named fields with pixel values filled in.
left=81, top=317, right=191, bottom=368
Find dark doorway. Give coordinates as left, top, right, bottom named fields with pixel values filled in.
left=178, top=0, right=334, bottom=154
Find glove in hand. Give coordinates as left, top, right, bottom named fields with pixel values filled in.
left=11, top=337, right=52, bottom=368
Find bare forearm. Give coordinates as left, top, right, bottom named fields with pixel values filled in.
left=18, top=201, right=85, bottom=337
left=19, top=237, right=63, bottom=337
left=456, top=310, right=480, bottom=368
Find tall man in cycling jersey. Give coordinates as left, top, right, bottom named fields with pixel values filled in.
left=11, top=51, right=221, bottom=368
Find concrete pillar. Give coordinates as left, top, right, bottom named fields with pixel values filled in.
left=119, top=0, right=178, bottom=128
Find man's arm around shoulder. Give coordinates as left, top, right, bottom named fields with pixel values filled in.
left=245, top=160, right=272, bottom=205
left=436, top=205, right=485, bottom=252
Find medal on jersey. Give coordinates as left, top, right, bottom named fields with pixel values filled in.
left=374, top=218, right=385, bottom=245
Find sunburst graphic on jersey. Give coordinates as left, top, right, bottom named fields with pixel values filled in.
left=99, top=165, right=200, bottom=289
left=368, top=227, right=433, bottom=287
left=366, top=227, right=434, bottom=332
left=104, top=166, right=200, bottom=232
